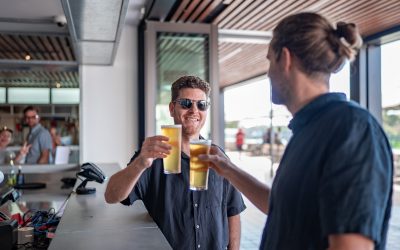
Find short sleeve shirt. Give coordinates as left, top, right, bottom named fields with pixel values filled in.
left=260, top=93, right=393, bottom=250
left=0, top=149, right=10, bottom=164
left=26, top=124, right=53, bottom=164
left=122, top=147, right=246, bottom=250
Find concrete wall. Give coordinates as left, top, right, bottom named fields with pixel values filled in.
left=80, top=24, right=137, bottom=168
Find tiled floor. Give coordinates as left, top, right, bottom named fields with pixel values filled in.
left=225, top=152, right=400, bottom=250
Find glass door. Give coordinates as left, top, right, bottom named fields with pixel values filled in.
left=145, top=22, right=220, bottom=143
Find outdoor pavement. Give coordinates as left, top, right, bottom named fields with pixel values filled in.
left=225, top=151, right=400, bottom=250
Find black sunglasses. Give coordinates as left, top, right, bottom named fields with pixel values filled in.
left=174, top=98, right=210, bottom=111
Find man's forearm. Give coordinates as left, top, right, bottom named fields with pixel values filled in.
left=328, top=234, right=373, bottom=250
left=38, top=150, right=50, bottom=164
left=228, top=215, right=241, bottom=250
left=225, top=165, right=270, bottom=214
left=104, top=158, right=147, bottom=203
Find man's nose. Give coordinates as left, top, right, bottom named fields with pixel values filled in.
left=189, top=102, right=198, bottom=112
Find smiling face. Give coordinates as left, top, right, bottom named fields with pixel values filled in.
left=0, top=130, right=12, bottom=148
left=169, top=88, right=208, bottom=140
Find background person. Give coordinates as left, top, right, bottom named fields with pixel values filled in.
left=0, top=126, right=31, bottom=164
left=23, top=106, right=52, bottom=164
left=199, top=12, right=393, bottom=250
left=105, top=76, right=246, bottom=250
left=0, top=126, right=13, bottom=164
left=235, top=128, right=245, bottom=159
left=50, top=126, right=62, bottom=160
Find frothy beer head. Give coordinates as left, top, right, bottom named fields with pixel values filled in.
left=189, top=139, right=211, bottom=147
left=190, top=140, right=211, bottom=158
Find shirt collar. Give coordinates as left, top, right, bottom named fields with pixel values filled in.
left=30, top=123, right=42, bottom=133
left=288, top=93, right=347, bottom=134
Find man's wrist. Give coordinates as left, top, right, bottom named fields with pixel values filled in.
left=131, top=156, right=148, bottom=171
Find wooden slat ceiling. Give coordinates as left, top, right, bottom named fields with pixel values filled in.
left=0, top=34, right=75, bottom=61
left=0, top=33, right=77, bottom=88
left=164, top=0, right=400, bottom=87
left=0, top=70, right=79, bottom=88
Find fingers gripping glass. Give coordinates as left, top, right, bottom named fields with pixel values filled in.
left=174, top=99, right=210, bottom=111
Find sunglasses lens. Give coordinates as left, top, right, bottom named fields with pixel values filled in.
left=176, top=99, right=208, bottom=111
left=197, top=101, right=208, bottom=111
left=179, top=99, right=192, bottom=109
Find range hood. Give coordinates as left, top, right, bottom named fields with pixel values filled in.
left=61, top=0, right=130, bottom=65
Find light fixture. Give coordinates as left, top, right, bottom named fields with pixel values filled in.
left=218, top=29, right=272, bottom=44
left=56, top=82, right=61, bottom=88
left=24, top=54, right=31, bottom=61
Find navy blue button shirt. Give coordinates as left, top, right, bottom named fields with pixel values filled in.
left=260, top=93, right=393, bottom=250
left=122, top=148, right=246, bottom=250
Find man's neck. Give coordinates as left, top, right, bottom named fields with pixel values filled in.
left=286, top=74, right=329, bottom=115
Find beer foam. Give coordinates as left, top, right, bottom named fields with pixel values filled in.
left=161, top=124, right=182, bottom=128
left=190, top=139, right=211, bottom=145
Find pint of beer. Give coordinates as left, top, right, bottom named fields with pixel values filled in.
left=161, top=125, right=182, bottom=174
left=189, top=140, right=211, bottom=190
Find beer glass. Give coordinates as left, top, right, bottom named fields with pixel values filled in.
left=161, top=125, right=182, bottom=174
left=189, top=139, right=211, bottom=190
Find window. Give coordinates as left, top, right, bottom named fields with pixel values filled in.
left=381, top=40, right=400, bottom=177
left=8, top=88, right=50, bottom=104
left=330, top=61, right=350, bottom=98
left=155, top=32, right=210, bottom=136
left=0, top=88, right=5, bottom=103
left=52, top=88, right=80, bottom=104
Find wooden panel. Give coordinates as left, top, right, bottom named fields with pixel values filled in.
left=230, top=0, right=276, bottom=30
left=177, top=0, right=203, bottom=22
left=187, top=0, right=212, bottom=22
left=218, top=0, right=263, bottom=28
left=258, top=0, right=321, bottom=31
left=0, top=34, right=21, bottom=59
left=0, top=70, right=79, bottom=88
left=212, top=0, right=250, bottom=25
left=170, top=0, right=191, bottom=22
left=196, top=0, right=224, bottom=22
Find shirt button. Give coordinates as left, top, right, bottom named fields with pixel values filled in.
left=198, top=244, right=200, bottom=248
left=196, top=225, right=199, bottom=229
left=194, top=203, right=198, bottom=207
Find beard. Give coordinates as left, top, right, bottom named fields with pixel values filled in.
left=271, top=79, right=290, bottom=105
left=271, top=85, right=285, bottom=105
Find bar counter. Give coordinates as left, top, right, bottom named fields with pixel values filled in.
left=49, top=163, right=172, bottom=250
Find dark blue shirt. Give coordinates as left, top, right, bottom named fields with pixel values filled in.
left=260, top=93, right=393, bottom=250
left=122, top=148, right=246, bottom=250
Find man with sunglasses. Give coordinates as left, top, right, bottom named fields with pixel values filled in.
left=105, top=75, right=246, bottom=250
left=23, top=106, right=52, bottom=164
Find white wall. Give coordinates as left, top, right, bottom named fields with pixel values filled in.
left=80, top=24, right=137, bottom=167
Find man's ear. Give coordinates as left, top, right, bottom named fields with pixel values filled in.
left=168, top=102, right=174, bottom=117
left=280, top=47, right=292, bottom=73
